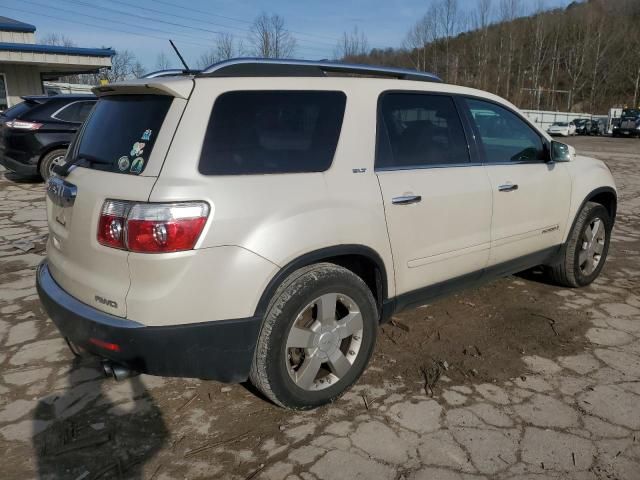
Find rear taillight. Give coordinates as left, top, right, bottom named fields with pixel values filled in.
left=97, top=200, right=128, bottom=250
left=5, top=119, right=42, bottom=130
left=98, top=200, right=209, bottom=253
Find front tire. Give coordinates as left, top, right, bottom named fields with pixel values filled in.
left=250, top=263, right=378, bottom=409
left=548, top=202, right=612, bottom=287
left=39, top=149, right=67, bottom=181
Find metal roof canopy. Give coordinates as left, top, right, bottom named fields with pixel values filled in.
left=0, top=42, right=114, bottom=57
left=0, top=16, right=36, bottom=33
left=198, top=58, right=442, bottom=83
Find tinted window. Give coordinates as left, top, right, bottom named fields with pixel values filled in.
left=0, top=101, right=34, bottom=120
left=54, top=101, right=96, bottom=123
left=73, top=95, right=172, bottom=175
left=199, top=91, right=346, bottom=175
left=376, top=93, right=469, bottom=169
left=465, top=98, right=545, bottom=163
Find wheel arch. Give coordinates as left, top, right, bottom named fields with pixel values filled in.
left=587, top=187, right=617, bottom=223
left=567, top=186, right=617, bottom=241
left=253, top=245, right=389, bottom=322
left=37, top=143, right=69, bottom=170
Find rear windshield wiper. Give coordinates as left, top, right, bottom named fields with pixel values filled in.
left=53, top=153, right=111, bottom=177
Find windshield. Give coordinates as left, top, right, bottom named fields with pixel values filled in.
left=622, top=109, right=640, bottom=118
left=552, top=122, right=568, bottom=126
left=73, top=94, right=172, bottom=175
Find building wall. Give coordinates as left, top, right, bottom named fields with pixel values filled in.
left=0, top=30, right=36, bottom=44
left=0, top=63, right=42, bottom=107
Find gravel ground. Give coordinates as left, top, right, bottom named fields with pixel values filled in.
left=0, top=136, right=639, bottom=480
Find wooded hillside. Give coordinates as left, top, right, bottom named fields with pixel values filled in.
left=341, top=0, right=640, bottom=114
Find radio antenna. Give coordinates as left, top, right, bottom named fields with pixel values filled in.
left=169, top=39, right=190, bottom=71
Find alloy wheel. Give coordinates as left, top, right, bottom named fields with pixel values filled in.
left=285, top=293, right=363, bottom=391
left=578, top=217, right=606, bottom=276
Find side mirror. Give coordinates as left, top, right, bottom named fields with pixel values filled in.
left=551, top=141, right=574, bottom=162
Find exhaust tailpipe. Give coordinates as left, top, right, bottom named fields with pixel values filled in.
left=102, top=361, right=136, bottom=381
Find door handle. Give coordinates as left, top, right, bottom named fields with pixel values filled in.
left=392, top=195, right=422, bottom=205
left=498, top=183, right=518, bottom=192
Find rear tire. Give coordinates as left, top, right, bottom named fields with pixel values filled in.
left=548, top=202, right=612, bottom=287
left=250, top=263, right=378, bottom=409
left=39, top=149, right=67, bottom=181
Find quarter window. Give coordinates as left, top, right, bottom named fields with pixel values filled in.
left=199, top=91, right=347, bottom=175
left=53, top=101, right=96, bottom=123
left=376, top=93, right=469, bottom=169
left=465, top=98, right=545, bottom=163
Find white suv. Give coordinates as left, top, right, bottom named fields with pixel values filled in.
left=37, top=59, right=617, bottom=409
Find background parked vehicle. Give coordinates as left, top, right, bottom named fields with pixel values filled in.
left=573, top=118, right=591, bottom=135
left=588, top=119, right=606, bottom=136
left=547, top=121, right=575, bottom=136
left=0, top=94, right=96, bottom=180
left=612, top=108, right=640, bottom=137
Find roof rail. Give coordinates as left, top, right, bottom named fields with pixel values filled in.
left=141, top=68, right=200, bottom=79
left=197, top=58, right=442, bottom=83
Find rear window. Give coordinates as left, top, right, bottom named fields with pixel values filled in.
left=199, top=91, right=347, bottom=175
left=1, top=101, right=35, bottom=120
left=73, top=95, right=172, bottom=175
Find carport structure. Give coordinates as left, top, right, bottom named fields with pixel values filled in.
left=0, top=16, right=114, bottom=109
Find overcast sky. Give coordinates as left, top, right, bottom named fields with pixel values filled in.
left=5, top=0, right=576, bottom=70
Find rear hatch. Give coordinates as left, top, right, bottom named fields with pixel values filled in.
left=46, top=78, right=193, bottom=317
left=0, top=97, right=42, bottom=156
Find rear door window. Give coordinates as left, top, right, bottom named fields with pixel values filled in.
left=72, top=95, right=172, bottom=175
left=199, top=91, right=347, bottom=175
left=376, top=93, right=470, bottom=169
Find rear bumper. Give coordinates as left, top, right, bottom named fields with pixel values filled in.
left=36, top=260, right=262, bottom=383
left=0, top=153, right=38, bottom=175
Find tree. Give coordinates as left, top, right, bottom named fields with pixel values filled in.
left=471, top=0, right=492, bottom=89
left=403, top=5, right=440, bottom=73
left=249, top=13, right=296, bottom=58
left=196, top=33, right=243, bottom=69
left=499, top=0, right=521, bottom=98
left=40, top=33, right=76, bottom=47
left=155, top=52, right=172, bottom=70
left=216, top=32, right=240, bottom=60
left=335, top=27, right=369, bottom=60
left=437, top=0, right=459, bottom=81
left=105, top=50, right=140, bottom=82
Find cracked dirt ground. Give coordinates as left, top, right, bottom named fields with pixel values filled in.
left=1, top=136, right=639, bottom=480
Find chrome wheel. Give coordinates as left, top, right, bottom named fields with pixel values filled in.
left=49, top=154, right=66, bottom=175
left=579, top=217, right=606, bottom=276
left=285, top=293, right=363, bottom=391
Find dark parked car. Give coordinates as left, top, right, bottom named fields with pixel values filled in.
left=0, top=94, right=96, bottom=180
left=587, top=119, right=606, bottom=136
left=573, top=118, right=590, bottom=135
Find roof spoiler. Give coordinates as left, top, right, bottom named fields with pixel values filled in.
left=92, top=77, right=194, bottom=99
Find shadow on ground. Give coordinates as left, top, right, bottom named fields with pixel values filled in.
left=33, top=357, right=168, bottom=479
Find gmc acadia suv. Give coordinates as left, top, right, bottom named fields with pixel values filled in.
left=36, top=59, right=617, bottom=409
